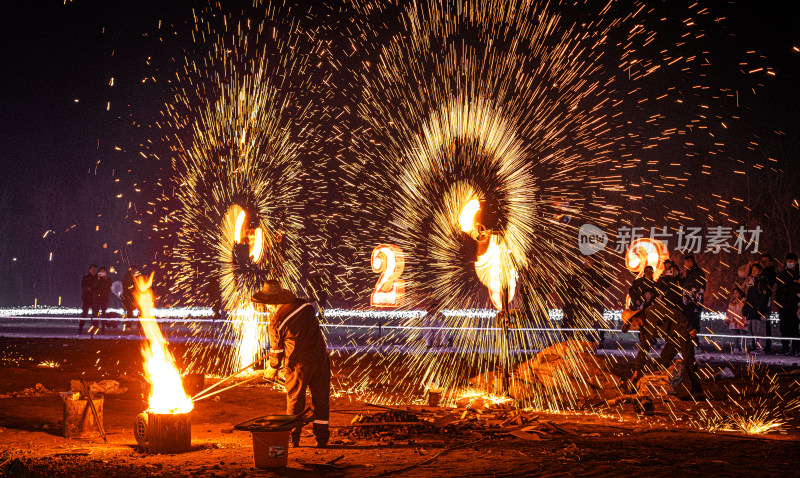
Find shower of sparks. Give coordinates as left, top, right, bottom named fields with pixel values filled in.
left=151, top=1, right=334, bottom=374
left=338, top=0, right=753, bottom=411
left=121, top=0, right=799, bottom=424
left=36, top=361, right=60, bottom=369
left=692, top=359, right=799, bottom=435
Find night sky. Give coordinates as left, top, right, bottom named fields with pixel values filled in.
left=1, top=1, right=798, bottom=307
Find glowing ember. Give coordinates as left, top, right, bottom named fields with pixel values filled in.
left=729, top=415, right=785, bottom=435
left=702, top=411, right=785, bottom=435
left=136, top=273, right=193, bottom=414
left=454, top=387, right=514, bottom=409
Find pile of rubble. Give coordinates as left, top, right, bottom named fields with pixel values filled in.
left=335, top=404, right=576, bottom=443
left=0, top=383, right=56, bottom=399
left=464, top=340, right=625, bottom=407
left=334, top=339, right=693, bottom=444
left=340, top=410, right=434, bottom=440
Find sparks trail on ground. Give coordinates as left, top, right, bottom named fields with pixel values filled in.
left=692, top=357, right=800, bottom=434
left=336, top=0, right=755, bottom=411
left=148, top=1, right=337, bottom=375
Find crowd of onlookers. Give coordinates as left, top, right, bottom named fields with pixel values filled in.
left=79, top=264, right=142, bottom=333
left=627, top=253, right=800, bottom=356
left=76, top=252, right=800, bottom=355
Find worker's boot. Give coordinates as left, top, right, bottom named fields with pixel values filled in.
left=314, top=421, right=329, bottom=448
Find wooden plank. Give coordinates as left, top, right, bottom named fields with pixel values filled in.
left=509, top=429, right=541, bottom=441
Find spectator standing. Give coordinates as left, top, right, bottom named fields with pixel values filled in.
left=641, top=290, right=656, bottom=309
left=682, top=255, right=706, bottom=332
left=79, top=264, right=98, bottom=334
left=423, top=302, right=447, bottom=347
left=724, top=287, right=747, bottom=352
left=775, top=253, right=800, bottom=355
left=560, top=270, right=582, bottom=335
left=307, top=263, right=329, bottom=319
left=94, top=267, right=112, bottom=332
left=760, top=254, right=778, bottom=288
left=582, top=257, right=608, bottom=347
left=760, top=254, right=778, bottom=353
left=743, top=263, right=771, bottom=352
left=628, top=265, right=656, bottom=310
left=656, top=264, right=684, bottom=310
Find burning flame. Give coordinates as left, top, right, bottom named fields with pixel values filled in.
left=460, top=199, right=517, bottom=310
left=455, top=387, right=513, bottom=408
left=232, top=207, right=265, bottom=263
left=625, top=238, right=669, bottom=280
left=135, top=273, right=193, bottom=414
left=459, top=199, right=481, bottom=233
left=474, top=235, right=516, bottom=309
left=251, top=227, right=264, bottom=262
left=234, top=210, right=246, bottom=244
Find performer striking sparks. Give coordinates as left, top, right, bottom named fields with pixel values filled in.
left=253, top=280, right=331, bottom=448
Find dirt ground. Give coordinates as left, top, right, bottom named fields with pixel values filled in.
left=1, top=338, right=799, bottom=477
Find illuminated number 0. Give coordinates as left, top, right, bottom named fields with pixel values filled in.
left=371, top=244, right=405, bottom=307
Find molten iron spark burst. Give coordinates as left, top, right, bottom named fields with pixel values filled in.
left=340, top=0, right=747, bottom=411
left=152, top=1, right=333, bottom=374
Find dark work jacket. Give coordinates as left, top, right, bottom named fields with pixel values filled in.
left=269, top=298, right=327, bottom=370
left=682, top=265, right=706, bottom=314
left=744, top=273, right=771, bottom=320
left=122, top=271, right=137, bottom=309
left=629, top=276, right=656, bottom=308
left=640, top=298, right=693, bottom=341
left=94, top=276, right=112, bottom=305
left=682, top=265, right=706, bottom=296
left=763, top=265, right=777, bottom=289
left=81, top=273, right=97, bottom=303
left=656, top=275, right=684, bottom=310
left=775, top=268, right=800, bottom=311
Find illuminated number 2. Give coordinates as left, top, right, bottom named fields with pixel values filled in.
left=371, top=244, right=405, bottom=307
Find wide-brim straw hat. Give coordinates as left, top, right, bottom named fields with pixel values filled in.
left=251, top=280, right=295, bottom=305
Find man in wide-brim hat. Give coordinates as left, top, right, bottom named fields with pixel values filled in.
left=253, top=280, right=331, bottom=447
